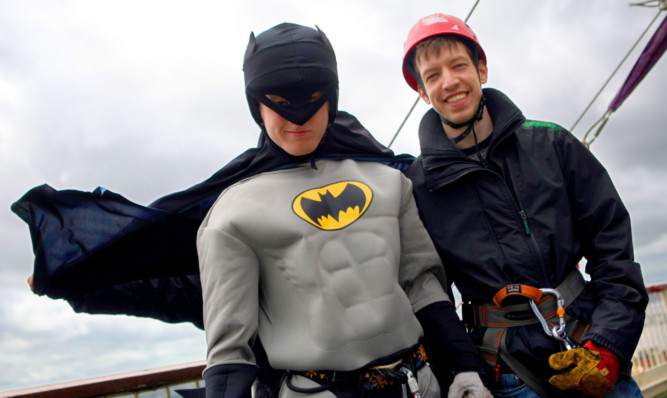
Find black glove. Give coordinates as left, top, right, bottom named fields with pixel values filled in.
left=176, top=387, right=206, bottom=398
left=415, top=301, right=491, bottom=389
left=204, top=363, right=258, bottom=398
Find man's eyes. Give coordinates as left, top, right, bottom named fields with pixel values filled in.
left=265, top=94, right=290, bottom=105
left=265, top=90, right=323, bottom=106
left=309, top=90, right=323, bottom=102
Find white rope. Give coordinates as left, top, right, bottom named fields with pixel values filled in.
left=582, top=110, right=613, bottom=148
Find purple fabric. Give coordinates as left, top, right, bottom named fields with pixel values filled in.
left=608, top=15, right=667, bottom=112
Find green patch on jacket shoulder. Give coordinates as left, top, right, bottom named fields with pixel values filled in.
left=523, top=121, right=560, bottom=131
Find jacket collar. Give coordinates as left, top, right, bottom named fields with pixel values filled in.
left=418, top=88, right=525, bottom=191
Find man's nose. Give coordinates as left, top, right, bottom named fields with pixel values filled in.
left=440, top=71, right=457, bottom=91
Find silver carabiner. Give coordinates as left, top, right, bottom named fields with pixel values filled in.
left=529, top=288, right=577, bottom=350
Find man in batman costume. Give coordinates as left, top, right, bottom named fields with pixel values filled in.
left=12, top=23, right=491, bottom=398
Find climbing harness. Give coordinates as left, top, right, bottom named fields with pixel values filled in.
left=465, top=269, right=588, bottom=396
left=286, top=342, right=427, bottom=396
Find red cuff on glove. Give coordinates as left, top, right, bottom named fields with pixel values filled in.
left=583, top=340, right=620, bottom=387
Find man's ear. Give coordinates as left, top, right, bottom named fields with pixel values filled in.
left=417, top=85, right=431, bottom=105
left=478, top=60, right=488, bottom=85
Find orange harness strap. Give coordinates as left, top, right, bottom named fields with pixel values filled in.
left=492, top=284, right=544, bottom=306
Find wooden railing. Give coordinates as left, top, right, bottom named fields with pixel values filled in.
left=632, top=281, right=667, bottom=398
left=0, top=361, right=205, bottom=398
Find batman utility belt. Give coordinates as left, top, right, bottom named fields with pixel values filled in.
left=285, top=342, right=427, bottom=397
left=463, top=269, right=588, bottom=397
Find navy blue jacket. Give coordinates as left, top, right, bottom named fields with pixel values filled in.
left=405, top=88, right=648, bottom=379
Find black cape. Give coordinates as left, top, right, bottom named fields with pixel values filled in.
left=11, top=111, right=413, bottom=329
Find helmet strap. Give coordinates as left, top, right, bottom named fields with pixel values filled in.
left=448, top=123, right=474, bottom=145
left=441, top=94, right=486, bottom=145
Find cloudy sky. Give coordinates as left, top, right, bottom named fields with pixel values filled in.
left=1, top=0, right=665, bottom=393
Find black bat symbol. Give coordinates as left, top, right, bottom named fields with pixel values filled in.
left=300, top=183, right=367, bottom=225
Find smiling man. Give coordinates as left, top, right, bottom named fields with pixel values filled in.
left=401, top=13, right=648, bottom=398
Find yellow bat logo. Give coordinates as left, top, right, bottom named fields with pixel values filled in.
left=293, top=181, right=373, bottom=230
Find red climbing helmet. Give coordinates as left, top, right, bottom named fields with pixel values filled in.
left=402, top=13, right=487, bottom=91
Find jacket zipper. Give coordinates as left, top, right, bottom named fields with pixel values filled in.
left=519, top=210, right=530, bottom=235
left=493, top=155, right=550, bottom=286
left=481, top=126, right=532, bottom=238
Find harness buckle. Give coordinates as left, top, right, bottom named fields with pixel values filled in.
left=399, top=367, right=420, bottom=398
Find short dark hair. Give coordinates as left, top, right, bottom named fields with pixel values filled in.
left=410, top=35, right=480, bottom=91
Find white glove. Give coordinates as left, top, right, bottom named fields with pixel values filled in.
left=447, top=372, right=493, bottom=398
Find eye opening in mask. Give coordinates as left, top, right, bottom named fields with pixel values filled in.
left=265, top=90, right=324, bottom=106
